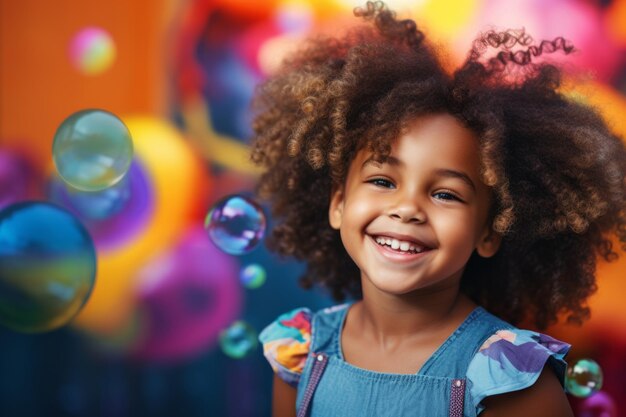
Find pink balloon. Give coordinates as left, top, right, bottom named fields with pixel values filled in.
left=578, top=391, right=617, bottom=417
left=131, top=227, right=242, bottom=362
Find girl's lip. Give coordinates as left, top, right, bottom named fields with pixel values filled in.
left=367, top=235, right=432, bottom=263
left=368, top=231, right=433, bottom=249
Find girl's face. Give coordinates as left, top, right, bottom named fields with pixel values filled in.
left=329, top=113, right=500, bottom=297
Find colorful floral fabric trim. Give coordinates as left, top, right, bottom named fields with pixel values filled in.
left=259, top=307, right=312, bottom=388
left=467, top=329, right=571, bottom=413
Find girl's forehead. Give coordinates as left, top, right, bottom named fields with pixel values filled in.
left=357, top=113, right=481, bottom=164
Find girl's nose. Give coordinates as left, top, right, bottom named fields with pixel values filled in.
left=387, top=193, right=426, bottom=224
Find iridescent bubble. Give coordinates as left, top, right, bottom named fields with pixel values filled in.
left=240, top=263, right=266, bottom=289
left=565, top=358, right=603, bottom=398
left=219, top=321, right=258, bottom=359
left=204, top=195, right=266, bottom=255
left=0, top=202, right=96, bottom=332
left=52, top=109, right=133, bottom=192
left=69, top=27, right=116, bottom=75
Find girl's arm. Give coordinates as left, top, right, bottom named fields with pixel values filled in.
left=480, top=367, right=574, bottom=417
left=272, top=374, right=297, bottom=417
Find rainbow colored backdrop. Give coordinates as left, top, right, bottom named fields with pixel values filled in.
left=1, top=0, right=626, bottom=416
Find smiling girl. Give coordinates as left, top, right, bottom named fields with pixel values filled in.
left=251, top=2, right=626, bottom=416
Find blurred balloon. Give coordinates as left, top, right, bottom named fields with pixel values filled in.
left=214, top=0, right=278, bottom=20
left=566, top=359, right=604, bottom=398
left=48, top=159, right=154, bottom=250
left=73, top=116, right=211, bottom=335
left=131, top=228, right=241, bottom=361
left=605, top=0, right=626, bottom=47
left=205, top=195, right=266, bottom=255
left=275, top=1, right=314, bottom=34
left=0, top=149, right=39, bottom=210
left=69, top=27, right=116, bottom=75
left=52, top=109, right=133, bottom=192
left=418, top=0, right=481, bottom=41
left=578, top=391, right=617, bottom=417
left=0, top=202, right=96, bottom=332
left=240, top=263, right=266, bottom=289
left=219, top=320, right=258, bottom=359
left=48, top=173, right=131, bottom=221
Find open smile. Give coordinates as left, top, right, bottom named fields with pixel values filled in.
left=368, top=234, right=433, bottom=262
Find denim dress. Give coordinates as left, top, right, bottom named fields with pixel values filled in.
left=259, top=303, right=570, bottom=417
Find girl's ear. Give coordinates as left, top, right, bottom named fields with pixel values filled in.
left=476, top=227, right=502, bottom=258
left=328, top=187, right=344, bottom=230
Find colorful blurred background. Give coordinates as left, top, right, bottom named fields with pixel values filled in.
left=1, top=0, right=625, bottom=416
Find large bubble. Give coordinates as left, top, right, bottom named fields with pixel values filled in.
left=566, top=358, right=604, bottom=398
left=0, top=202, right=96, bottom=332
left=52, top=109, right=133, bottom=192
left=204, top=195, right=266, bottom=255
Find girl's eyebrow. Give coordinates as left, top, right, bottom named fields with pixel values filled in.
left=362, top=157, right=476, bottom=191
left=434, top=169, right=476, bottom=192
left=361, top=155, right=402, bottom=168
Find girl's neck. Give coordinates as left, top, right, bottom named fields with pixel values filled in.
left=354, top=281, right=477, bottom=343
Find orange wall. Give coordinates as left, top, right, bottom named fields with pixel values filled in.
left=0, top=0, right=172, bottom=167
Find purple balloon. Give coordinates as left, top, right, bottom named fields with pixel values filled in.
left=131, top=227, right=242, bottom=361
left=578, top=391, right=617, bottom=417
left=0, top=150, right=38, bottom=210
left=47, top=159, right=154, bottom=250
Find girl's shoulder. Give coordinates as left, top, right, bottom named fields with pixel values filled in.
left=466, top=325, right=571, bottom=414
left=258, top=304, right=349, bottom=387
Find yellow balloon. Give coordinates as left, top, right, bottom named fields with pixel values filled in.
left=418, top=0, right=482, bottom=39
left=74, top=116, right=211, bottom=335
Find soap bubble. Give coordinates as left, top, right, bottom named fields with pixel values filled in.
left=204, top=195, right=265, bottom=255
left=565, top=358, right=603, bottom=398
left=69, top=27, right=116, bottom=75
left=0, top=202, right=96, bottom=332
left=240, top=263, right=266, bottom=289
left=52, top=109, right=133, bottom=192
left=219, top=321, right=258, bottom=359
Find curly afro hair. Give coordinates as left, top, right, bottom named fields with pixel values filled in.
left=250, top=1, right=626, bottom=330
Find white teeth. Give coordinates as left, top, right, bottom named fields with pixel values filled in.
left=373, top=236, right=425, bottom=253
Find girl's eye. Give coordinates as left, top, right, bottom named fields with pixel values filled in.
left=367, top=178, right=395, bottom=188
left=433, top=191, right=462, bottom=202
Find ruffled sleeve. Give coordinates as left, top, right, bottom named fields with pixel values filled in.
left=467, top=329, right=571, bottom=414
left=259, top=307, right=312, bottom=388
